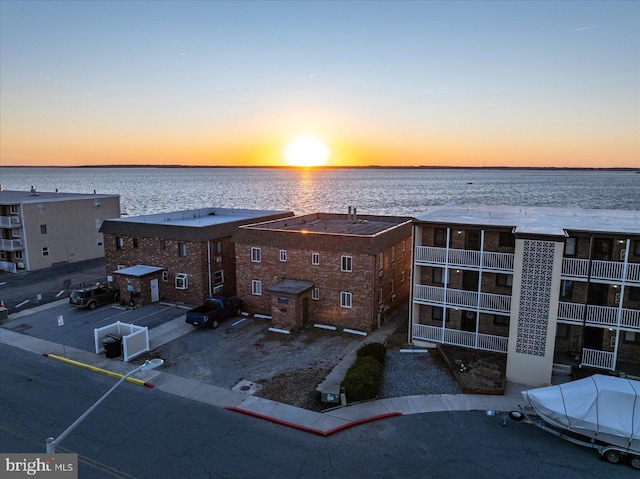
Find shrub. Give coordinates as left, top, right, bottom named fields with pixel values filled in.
left=341, top=355, right=384, bottom=402
left=356, top=342, right=387, bottom=365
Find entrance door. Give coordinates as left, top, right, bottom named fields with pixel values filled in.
left=302, top=297, right=309, bottom=325
left=150, top=279, right=159, bottom=303
left=584, top=327, right=603, bottom=349
left=461, top=310, right=477, bottom=332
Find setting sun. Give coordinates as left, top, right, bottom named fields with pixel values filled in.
left=283, top=136, right=330, bottom=167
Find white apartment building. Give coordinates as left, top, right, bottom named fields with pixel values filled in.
left=409, top=205, right=640, bottom=387
left=0, top=187, right=120, bottom=272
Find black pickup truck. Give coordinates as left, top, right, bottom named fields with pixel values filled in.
left=185, top=296, right=243, bottom=329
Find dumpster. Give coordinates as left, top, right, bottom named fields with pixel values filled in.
left=101, top=334, right=123, bottom=358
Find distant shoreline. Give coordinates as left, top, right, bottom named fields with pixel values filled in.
left=1, top=165, right=637, bottom=172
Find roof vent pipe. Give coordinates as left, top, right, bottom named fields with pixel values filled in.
left=353, top=207, right=357, bottom=223
left=347, top=206, right=352, bottom=223
left=30, top=186, right=38, bottom=196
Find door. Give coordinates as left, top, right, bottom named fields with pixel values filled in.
left=584, top=327, right=603, bottom=350
left=302, top=297, right=309, bottom=325
left=150, top=279, right=159, bottom=303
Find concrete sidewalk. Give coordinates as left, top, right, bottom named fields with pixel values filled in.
left=0, top=302, right=529, bottom=436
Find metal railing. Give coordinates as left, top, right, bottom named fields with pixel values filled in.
left=412, top=323, right=508, bottom=353
left=414, top=246, right=514, bottom=272
left=0, top=216, right=21, bottom=228
left=581, top=348, right=615, bottom=370
left=0, top=238, right=23, bottom=251
left=557, top=302, right=640, bottom=331
left=414, top=284, right=511, bottom=313
left=562, top=258, right=640, bottom=283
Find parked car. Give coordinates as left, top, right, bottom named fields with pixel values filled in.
left=69, top=285, right=120, bottom=310
left=186, top=296, right=243, bottom=328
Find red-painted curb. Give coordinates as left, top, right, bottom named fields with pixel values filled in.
left=224, top=406, right=402, bottom=436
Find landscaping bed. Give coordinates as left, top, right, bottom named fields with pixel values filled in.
left=437, top=344, right=506, bottom=394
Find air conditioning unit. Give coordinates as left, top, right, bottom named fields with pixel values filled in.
left=378, top=270, right=384, bottom=277
left=216, top=257, right=222, bottom=263
left=17, top=262, right=25, bottom=269
left=175, top=273, right=188, bottom=290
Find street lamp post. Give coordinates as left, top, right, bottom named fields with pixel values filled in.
left=46, top=358, right=164, bottom=453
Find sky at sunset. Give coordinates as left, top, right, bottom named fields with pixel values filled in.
left=0, top=1, right=638, bottom=168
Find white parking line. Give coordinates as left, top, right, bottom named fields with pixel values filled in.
left=55, top=290, right=66, bottom=297
left=232, top=318, right=247, bottom=327
left=16, top=299, right=30, bottom=308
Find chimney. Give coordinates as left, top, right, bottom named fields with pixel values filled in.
left=347, top=206, right=352, bottom=223
left=353, top=207, right=357, bottom=223
left=30, top=186, right=38, bottom=196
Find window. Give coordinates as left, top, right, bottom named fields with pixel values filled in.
left=402, top=240, right=406, bottom=253
left=252, top=280, right=262, bottom=296
left=466, top=231, right=481, bottom=250
left=117, top=264, right=126, bottom=270
left=391, top=247, right=396, bottom=262
left=42, top=246, right=49, bottom=256
left=499, top=232, right=515, bottom=247
left=494, top=315, right=510, bottom=326
left=279, top=250, right=287, bottom=262
left=9, top=205, right=19, bottom=214
left=340, top=291, right=352, bottom=308
left=116, top=236, right=124, bottom=249
left=162, top=271, right=168, bottom=282
left=434, top=228, right=447, bottom=247
left=391, top=279, right=395, bottom=293
left=95, top=218, right=102, bottom=229
left=341, top=255, right=352, bottom=272
left=496, top=274, right=513, bottom=287
left=94, top=198, right=101, bottom=208
left=133, top=238, right=139, bottom=248
left=560, top=280, right=573, bottom=300
left=40, top=224, right=47, bottom=235
left=629, top=287, right=640, bottom=301
left=433, top=267, right=447, bottom=284
left=214, top=270, right=224, bottom=285
left=251, top=247, right=261, bottom=263
left=312, top=288, right=319, bottom=300
left=312, top=252, right=319, bottom=265
left=432, top=306, right=444, bottom=321
left=161, top=240, right=166, bottom=251
left=634, top=240, right=640, bottom=256
left=378, top=253, right=384, bottom=269
left=175, top=273, right=188, bottom=289
left=37, top=203, right=45, bottom=213
left=401, top=270, right=405, bottom=283
left=213, top=241, right=223, bottom=254
left=556, top=324, right=569, bottom=338
left=564, top=237, right=577, bottom=257
left=378, top=288, right=383, bottom=304
left=96, top=236, right=103, bottom=247
left=15, top=251, right=23, bottom=260
left=178, top=243, right=187, bottom=257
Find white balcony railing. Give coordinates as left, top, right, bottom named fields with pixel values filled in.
left=414, top=284, right=511, bottom=313
left=562, top=258, right=640, bottom=283
left=581, top=348, right=615, bottom=370
left=557, top=302, right=640, bottom=331
left=0, top=216, right=21, bottom=228
left=0, top=238, right=23, bottom=251
left=412, top=323, right=508, bottom=353
left=415, top=246, right=514, bottom=272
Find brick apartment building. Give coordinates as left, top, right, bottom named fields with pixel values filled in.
left=0, top=187, right=120, bottom=272
left=100, top=208, right=292, bottom=307
left=409, top=204, right=640, bottom=387
left=234, top=209, right=412, bottom=332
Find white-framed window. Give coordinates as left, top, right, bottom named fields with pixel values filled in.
left=391, top=246, right=396, bottom=262
left=117, top=264, right=126, bottom=270
left=252, top=280, right=262, bottom=296
left=94, top=198, right=101, bottom=208
left=312, top=252, right=319, bottom=265
left=96, top=236, right=103, bottom=247
left=433, top=267, right=448, bottom=284
left=340, top=291, right=352, bottom=308
left=175, top=273, right=188, bottom=290
left=95, top=218, right=102, bottom=229
left=37, top=203, right=45, bottom=213
left=178, top=243, right=187, bottom=257
left=402, top=240, right=406, bottom=253
left=214, top=270, right=224, bottom=285
left=279, top=250, right=287, bottom=262
left=9, top=205, right=19, bottom=214
left=312, top=287, right=319, bottom=300
left=40, top=224, right=47, bottom=235
left=251, top=247, right=261, bottom=263
left=378, top=252, right=384, bottom=269
left=378, top=288, right=383, bottom=304
left=42, top=246, right=49, bottom=257
left=401, top=270, right=405, bottom=283
left=14, top=251, right=23, bottom=260
left=116, top=236, right=124, bottom=249
left=213, top=240, right=223, bottom=254
left=564, top=237, right=577, bottom=257
left=162, top=271, right=169, bottom=282
left=341, top=255, right=352, bottom=272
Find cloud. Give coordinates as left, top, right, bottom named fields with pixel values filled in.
left=574, top=26, right=596, bottom=31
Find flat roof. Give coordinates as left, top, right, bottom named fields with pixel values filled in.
left=113, top=265, right=165, bottom=277
left=414, top=204, right=640, bottom=236
left=0, top=189, right=119, bottom=204
left=265, top=279, right=314, bottom=297
left=242, top=213, right=412, bottom=237
left=113, top=207, right=292, bottom=228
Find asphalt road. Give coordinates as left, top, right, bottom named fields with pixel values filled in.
left=1, top=343, right=634, bottom=479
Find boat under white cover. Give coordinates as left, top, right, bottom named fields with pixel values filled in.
left=522, top=374, right=640, bottom=453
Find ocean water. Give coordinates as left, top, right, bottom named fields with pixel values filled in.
left=0, top=167, right=638, bottom=217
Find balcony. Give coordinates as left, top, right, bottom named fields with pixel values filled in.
left=415, top=246, right=514, bottom=272
left=562, top=258, right=640, bottom=284
left=0, top=238, right=23, bottom=251
left=412, top=323, right=508, bottom=353
left=0, top=216, right=21, bottom=228
left=414, top=284, right=511, bottom=314
left=557, top=302, right=640, bottom=331
left=581, top=348, right=615, bottom=371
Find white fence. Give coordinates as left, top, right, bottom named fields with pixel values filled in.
left=581, top=348, right=615, bottom=370
left=415, top=246, right=514, bottom=272
left=563, top=258, right=640, bottom=283
left=94, top=321, right=149, bottom=362
left=414, top=284, right=511, bottom=313
left=557, top=302, right=640, bottom=331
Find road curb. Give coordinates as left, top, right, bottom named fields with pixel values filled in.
left=43, top=353, right=155, bottom=388
left=224, top=406, right=402, bottom=436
